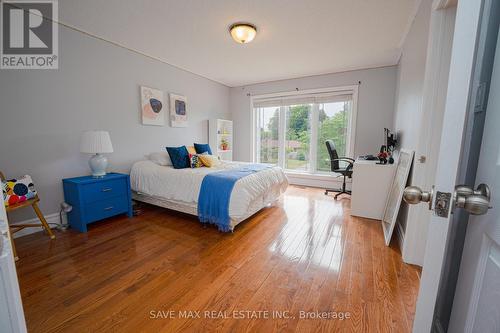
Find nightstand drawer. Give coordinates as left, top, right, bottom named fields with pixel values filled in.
left=84, top=196, right=129, bottom=224
left=81, top=179, right=127, bottom=204
left=63, top=173, right=132, bottom=232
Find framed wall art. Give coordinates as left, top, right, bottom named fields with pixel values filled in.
left=141, top=86, right=164, bottom=126
left=169, top=93, right=188, bottom=127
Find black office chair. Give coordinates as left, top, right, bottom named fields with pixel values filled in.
left=324, top=140, right=354, bottom=200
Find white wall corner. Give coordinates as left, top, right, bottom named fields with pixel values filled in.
left=10, top=213, right=60, bottom=239
left=398, top=0, right=424, bottom=50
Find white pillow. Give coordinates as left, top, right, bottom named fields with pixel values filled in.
left=148, top=152, right=172, bottom=166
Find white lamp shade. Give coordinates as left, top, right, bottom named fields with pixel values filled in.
left=80, top=130, right=114, bottom=154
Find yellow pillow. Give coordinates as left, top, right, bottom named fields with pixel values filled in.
left=187, top=146, right=196, bottom=154
left=198, top=154, right=221, bottom=167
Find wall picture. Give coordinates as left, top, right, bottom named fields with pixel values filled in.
left=170, top=93, right=188, bottom=127
left=141, top=86, right=164, bottom=126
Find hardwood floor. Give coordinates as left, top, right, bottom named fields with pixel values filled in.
left=15, top=186, right=421, bottom=332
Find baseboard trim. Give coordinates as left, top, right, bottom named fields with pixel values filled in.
left=286, top=173, right=352, bottom=190
left=10, top=213, right=59, bottom=239
left=396, top=222, right=405, bottom=253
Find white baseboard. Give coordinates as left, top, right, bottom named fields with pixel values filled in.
left=10, top=212, right=60, bottom=238
left=396, top=222, right=405, bottom=254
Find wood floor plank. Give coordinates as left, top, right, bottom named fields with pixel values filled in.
left=14, top=186, right=421, bottom=332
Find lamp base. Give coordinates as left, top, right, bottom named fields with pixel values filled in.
left=89, top=153, right=108, bottom=177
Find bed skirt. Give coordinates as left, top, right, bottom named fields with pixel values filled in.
left=131, top=191, right=280, bottom=231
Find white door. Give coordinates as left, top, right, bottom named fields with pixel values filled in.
left=410, top=0, right=500, bottom=332
left=447, top=24, right=500, bottom=333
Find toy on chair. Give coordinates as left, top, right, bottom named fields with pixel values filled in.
left=1, top=171, right=55, bottom=260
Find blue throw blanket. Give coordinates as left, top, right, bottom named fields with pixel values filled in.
left=198, top=164, right=271, bottom=232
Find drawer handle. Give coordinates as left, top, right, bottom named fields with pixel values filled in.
left=104, top=206, right=114, bottom=211
left=101, top=188, right=113, bottom=192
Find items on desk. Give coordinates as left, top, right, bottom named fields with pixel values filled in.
left=384, top=128, right=397, bottom=164
left=377, top=145, right=394, bottom=165
left=359, top=128, right=397, bottom=164
left=358, top=154, right=378, bottom=161
left=377, top=145, right=390, bottom=164
left=377, top=148, right=388, bottom=164
left=385, top=128, right=398, bottom=151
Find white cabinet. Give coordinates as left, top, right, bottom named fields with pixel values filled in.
left=209, top=119, right=233, bottom=161
left=350, top=160, right=397, bottom=220
left=0, top=203, right=27, bottom=333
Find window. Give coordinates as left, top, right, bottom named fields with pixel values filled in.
left=285, top=104, right=311, bottom=171
left=253, top=86, right=357, bottom=175
left=316, top=101, right=351, bottom=172
left=255, top=106, right=280, bottom=165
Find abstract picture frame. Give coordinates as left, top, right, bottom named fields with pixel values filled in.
left=141, top=86, right=165, bottom=126
left=169, top=93, right=188, bottom=128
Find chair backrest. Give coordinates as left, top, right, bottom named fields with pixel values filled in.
left=325, top=140, right=339, bottom=171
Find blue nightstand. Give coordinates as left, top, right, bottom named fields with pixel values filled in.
left=62, top=173, right=133, bottom=232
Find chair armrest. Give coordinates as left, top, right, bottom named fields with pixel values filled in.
left=328, top=158, right=354, bottom=172
left=333, top=158, right=355, bottom=163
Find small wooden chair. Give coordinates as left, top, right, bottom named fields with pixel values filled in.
left=1, top=171, right=55, bottom=260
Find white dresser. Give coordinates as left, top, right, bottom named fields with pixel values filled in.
left=350, top=160, right=397, bottom=220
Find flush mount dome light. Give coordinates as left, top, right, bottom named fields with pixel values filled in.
left=229, top=23, right=257, bottom=44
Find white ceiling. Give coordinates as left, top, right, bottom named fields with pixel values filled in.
left=59, top=0, right=418, bottom=87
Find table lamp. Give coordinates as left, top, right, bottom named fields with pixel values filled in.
left=80, top=130, right=114, bottom=177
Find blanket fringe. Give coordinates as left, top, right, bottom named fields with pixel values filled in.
left=199, top=216, right=233, bottom=233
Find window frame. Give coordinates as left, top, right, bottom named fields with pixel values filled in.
left=251, top=85, right=358, bottom=176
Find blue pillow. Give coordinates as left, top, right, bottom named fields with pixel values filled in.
left=166, top=146, right=190, bottom=169
left=194, top=143, right=212, bottom=155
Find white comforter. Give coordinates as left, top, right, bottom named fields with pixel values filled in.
left=130, top=160, right=288, bottom=221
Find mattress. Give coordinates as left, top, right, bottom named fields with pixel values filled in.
left=130, top=160, right=288, bottom=222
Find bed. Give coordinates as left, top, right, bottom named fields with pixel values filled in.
left=130, top=160, right=288, bottom=231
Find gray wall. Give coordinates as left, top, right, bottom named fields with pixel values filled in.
left=393, top=0, right=432, bottom=231
left=0, top=24, right=230, bottom=222
left=229, top=66, right=398, bottom=162
left=393, top=0, right=432, bottom=150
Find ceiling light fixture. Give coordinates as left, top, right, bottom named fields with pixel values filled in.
left=229, top=23, right=257, bottom=44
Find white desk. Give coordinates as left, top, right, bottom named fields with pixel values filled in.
left=351, top=160, right=397, bottom=220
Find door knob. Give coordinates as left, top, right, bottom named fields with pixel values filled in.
left=454, top=183, right=492, bottom=215
left=454, top=184, right=491, bottom=202
left=403, top=183, right=492, bottom=217
left=403, top=186, right=434, bottom=210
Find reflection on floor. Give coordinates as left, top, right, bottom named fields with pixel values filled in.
left=15, top=186, right=420, bottom=332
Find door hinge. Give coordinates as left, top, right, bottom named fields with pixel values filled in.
left=474, top=82, right=487, bottom=113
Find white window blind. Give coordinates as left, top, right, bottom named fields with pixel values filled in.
left=253, top=91, right=353, bottom=108
left=252, top=86, right=358, bottom=176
